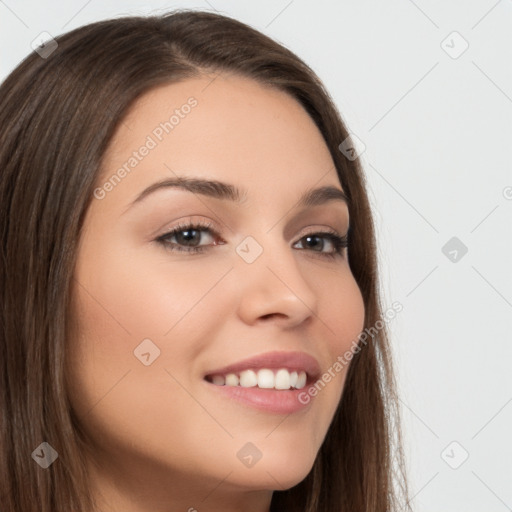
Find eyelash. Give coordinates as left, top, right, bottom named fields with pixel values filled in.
left=155, top=220, right=349, bottom=259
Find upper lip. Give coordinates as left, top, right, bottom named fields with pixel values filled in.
left=204, top=350, right=322, bottom=380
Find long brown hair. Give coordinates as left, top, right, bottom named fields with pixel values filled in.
left=0, top=10, right=410, bottom=511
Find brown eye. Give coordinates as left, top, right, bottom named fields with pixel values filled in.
left=156, top=221, right=220, bottom=254
left=293, top=232, right=349, bottom=259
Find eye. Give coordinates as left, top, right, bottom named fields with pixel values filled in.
left=155, top=220, right=222, bottom=254
left=155, top=220, right=349, bottom=258
left=293, top=231, right=349, bottom=259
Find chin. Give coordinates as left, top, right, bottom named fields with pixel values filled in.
left=233, top=453, right=316, bottom=491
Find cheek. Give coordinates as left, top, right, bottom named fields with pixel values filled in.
left=73, top=236, right=231, bottom=341
left=67, top=253, right=231, bottom=472
left=67, top=243, right=232, bottom=414
left=305, top=270, right=365, bottom=423
left=318, top=269, right=366, bottom=355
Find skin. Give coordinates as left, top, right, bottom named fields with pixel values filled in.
left=67, top=73, right=365, bottom=512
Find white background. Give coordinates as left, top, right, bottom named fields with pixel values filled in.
left=1, top=1, right=511, bottom=510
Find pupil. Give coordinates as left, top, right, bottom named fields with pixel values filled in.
left=178, top=229, right=199, bottom=246
left=306, top=235, right=322, bottom=251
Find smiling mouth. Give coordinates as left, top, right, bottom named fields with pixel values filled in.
left=203, top=369, right=317, bottom=414
left=204, top=367, right=311, bottom=390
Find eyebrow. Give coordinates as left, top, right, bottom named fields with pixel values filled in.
left=123, top=176, right=349, bottom=213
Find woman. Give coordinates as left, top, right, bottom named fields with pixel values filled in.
left=0, top=9, right=410, bottom=512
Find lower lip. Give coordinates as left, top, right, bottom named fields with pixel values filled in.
left=204, top=380, right=315, bottom=414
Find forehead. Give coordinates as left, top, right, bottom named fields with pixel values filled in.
left=99, top=73, right=343, bottom=206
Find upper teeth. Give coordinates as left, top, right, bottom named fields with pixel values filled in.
left=210, top=368, right=307, bottom=390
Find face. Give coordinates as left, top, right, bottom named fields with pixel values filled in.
left=67, top=73, right=365, bottom=511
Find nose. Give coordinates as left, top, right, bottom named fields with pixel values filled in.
left=235, top=236, right=319, bottom=328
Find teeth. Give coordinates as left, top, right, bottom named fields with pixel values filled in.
left=239, top=369, right=258, bottom=387
left=275, top=369, right=290, bottom=389
left=225, top=373, right=239, bottom=386
left=296, top=371, right=307, bottom=389
left=257, top=369, right=274, bottom=388
left=212, top=375, right=225, bottom=386
left=209, top=368, right=307, bottom=390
